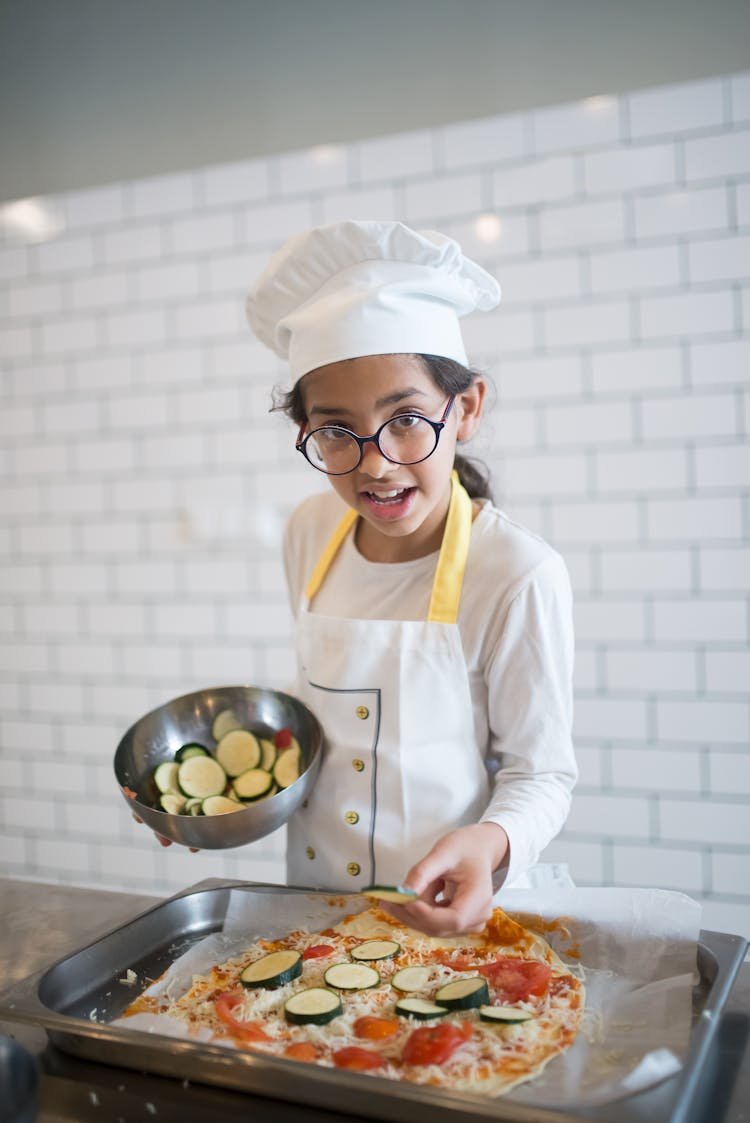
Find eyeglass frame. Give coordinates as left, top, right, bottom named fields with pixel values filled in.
left=295, top=394, right=456, bottom=476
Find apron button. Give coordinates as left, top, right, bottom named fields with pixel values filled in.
left=344, top=810, right=359, bottom=825
left=352, top=758, right=365, bottom=772
left=346, top=862, right=361, bottom=877
left=306, top=846, right=315, bottom=860
left=355, top=706, right=369, bottom=720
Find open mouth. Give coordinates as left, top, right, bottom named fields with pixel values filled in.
left=362, top=487, right=413, bottom=506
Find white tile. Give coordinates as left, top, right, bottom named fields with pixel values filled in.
left=205, top=248, right=268, bottom=295
left=41, top=397, right=99, bottom=434
left=501, top=451, right=587, bottom=498
left=634, top=185, right=728, bottom=240
left=320, top=186, right=399, bottom=225
left=639, top=289, right=735, bottom=341
left=705, top=652, right=750, bottom=696
left=442, top=113, right=525, bottom=169
left=575, top=599, right=647, bottom=643
left=573, top=696, right=648, bottom=740
left=105, top=308, right=167, bottom=348
left=584, top=142, right=676, bottom=195
left=684, top=128, right=750, bottom=182
left=690, top=338, right=750, bottom=387
left=653, top=597, right=746, bottom=643
left=546, top=398, right=634, bottom=445
left=71, top=354, right=134, bottom=392
left=200, top=158, right=269, bottom=207
left=8, top=280, right=65, bottom=318
left=566, top=792, right=650, bottom=838
left=141, top=432, right=207, bottom=470
left=492, top=156, right=577, bottom=209
left=596, top=447, right=689, bottom=494
left=113, top=561, right=178, bottom=595
left=590, top=345, right=683, bottom=395
left=131, top=171, right=196, bottom=217
left=699, top=546, right=750, bottom=591
left=73, top=437, right=136, bottom=474
left=175, top=387, right=243, bottom=426
left=173, top=299, right=242, bottom=340
left=532, top=95, right=620, bottom=154
left=65, top=184, right=125, bottom=228
left=695, top=443, right=750, bottom=489
left=589, top=243, right=681, bottom=295
left=737, top=181, right=750, bottom=227
left=539, top=198, right=625, bottom=251
left=46, top=480, right=107, bottom=514
left=112, top=476, right=176, bottom=512
left=102, top=223, right=164, bottom=263
left=550, top=499, right=640, bottom=544
left=611, top=843, right=704, bottom=892
left=606, top=649, right=698, bottom=693
left=18, top=522, right=75, bottom=555
left=0, top=244, right=30, bottom=280
left=403, top=172, right=483, bottom=224
left=79, top=521, right=140, bottom=554
left=278, top=145, right=349, bottom=194
left=35, top=235, right=95, bottom=274
left=120, top=641, right=187, bottom=678
left=357, top=129, right=435, bottom=182
left=107, top=391, right=171, bottom=430
left=641, top=391, right=737, bottom=441
left=135, top=261, right=201, bottom=301
left=242, top=198, right=315, bottom=246
left=171, top=211, right=236, bottom=255
left=539, top=837, right=605, bottom=884
left=659, top=797, right=750, bottom=845
left=660, top=697, right=749, bottom=744
left=730, top=72, right=750, bottom=122
left=0, top=562, right=43, bottom=596
left=86, top=602, right=147, bottom=636
left=628, top=77, right=725, bottom=138
left=461, top=307, right=534, bottom=357
left=0, top=325, right=34, bottom=359
left=40, top=316, right=98, bottom=355
left=496, top=354, right=584, bottom=402
left=496, top=255, right=581, bottom=305
left=2, top=796, right=59, bottom=831
left=711, top=851, right=750, bottom=895
left=546, top=298, right=631, bottom=348
left=688, top=234, right=750, bottom=284
left=154, top=602, right=218, bottom=638
left=69, top=271, right=130, bottom=310
left=138, top=346, right=205, bottom=386
left=49, top=562, right=109, bottom=596
left=600, top=547, right=692, bottom=592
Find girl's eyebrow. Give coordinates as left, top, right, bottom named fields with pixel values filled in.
left=308, top=387, right=429, bottom=418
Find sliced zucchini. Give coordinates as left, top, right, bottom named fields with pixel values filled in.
left=159, top=792, right=186, bottom=815
left=185, top=797, right=204, bottom=816
left=362, top=885, right=418, bottom=905
left=434, top=976, right=489, bottom=1010
left=240, top=950, right=303, bottom=988
left=350, top=939, right=400, bottom=962
left=177, top=755, right=227, bottom=799
left=154, top=761, right=180, bottom=794
left=259, top=738, right=277, bottom=772
left=273, top=745, right=301, bottom=789
left=478, top=1005, right=534, bottom=1024
left=212, top=708, right=243, bottom=742
left=175, top=742, right=209, bottom=762
left=323, top=962, right=380, bottom=991
left=202, top=795, right=242, bottom=816
left=391, top=965, right=432, bottom=993
left=216, top=730, right=262, bottom=777
left=395, top=997, right=450, bottom=1020
left=284, top=988, right=342, bottom=1026
left=232, top=767, right=273, bottom=801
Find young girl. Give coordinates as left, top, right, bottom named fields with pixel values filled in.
left=245, top=220, right=576, bottom=937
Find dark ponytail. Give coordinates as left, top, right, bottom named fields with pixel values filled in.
left=271, top=353, right=493, bottom=503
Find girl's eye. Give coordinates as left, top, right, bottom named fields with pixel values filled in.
left=388, top=414, right=422, bottom=432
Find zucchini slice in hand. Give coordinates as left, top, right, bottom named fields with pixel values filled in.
left=361, top=885, right=418, bottom=905
left=479, top=1005, right=534, bottom=1024
left=395, top=997, right=450, bottom=1020
left=434, top=976, right=489, bottom=1010
left=216, top=730, right=262, bottom=777
left=284, top=988, right=342, bottom=1025
left=240, top=950, right=302, bottom=988
left=177, top=755, right=226, bottom=799
left=323, top=963, right=380, bottom=991
left=350, top=939, right=400, bottom=962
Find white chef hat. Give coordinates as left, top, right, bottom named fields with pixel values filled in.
left=246, top=220, right=501, bottom=381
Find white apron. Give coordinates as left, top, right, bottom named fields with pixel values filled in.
left=287, top=472, right=490, bottom=890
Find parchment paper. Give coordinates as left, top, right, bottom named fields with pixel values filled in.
left=112, top=884, right=701, bottom=1107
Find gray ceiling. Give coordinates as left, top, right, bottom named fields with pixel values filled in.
left=1, top=0, right=749, bottom=202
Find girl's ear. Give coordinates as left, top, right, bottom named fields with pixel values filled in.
left=455, top=377, right=486, bottom=442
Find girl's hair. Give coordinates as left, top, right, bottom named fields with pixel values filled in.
left=271, top=353, right=493, bottom=502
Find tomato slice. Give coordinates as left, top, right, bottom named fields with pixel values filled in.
left=353, top=1015, right=400, bottom=1041
left=274, top=727, right=293, bottom=749
left=477, top=957, right=551, bottom=1002
left=403, top=1021, right=472, bottom=1066
left=214, top=990, right=273, bottom=1043
left=333, top=1046, right=386, bottom=1071
left=284, top=1041, right=318, bottom=1062
left=302, top=944, right=336, bottom=960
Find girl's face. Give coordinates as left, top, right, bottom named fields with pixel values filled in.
left=298, top=354, right=485, bottom=563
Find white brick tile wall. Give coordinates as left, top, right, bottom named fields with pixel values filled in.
left=2, top=70, right=748, bottom=938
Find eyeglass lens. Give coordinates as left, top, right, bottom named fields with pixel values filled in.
left=306, top=415, right=439, bottom=474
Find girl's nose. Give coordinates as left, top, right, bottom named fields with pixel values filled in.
left=359, top=438, right=395, bottom=476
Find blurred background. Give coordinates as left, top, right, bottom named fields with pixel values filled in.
left=1, top=0, right=749, bottom=939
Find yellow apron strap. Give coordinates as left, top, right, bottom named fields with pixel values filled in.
left=304, top=470, right=472, bottom=622
left=304, top=506, right=359, bottom=603
left=427, top=470, right=472, bottom=624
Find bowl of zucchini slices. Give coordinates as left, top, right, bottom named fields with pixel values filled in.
left=114, top=684, right=323, bottom=849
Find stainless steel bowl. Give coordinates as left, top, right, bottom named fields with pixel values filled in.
left=114, top=685, right=323, bottom=849
left=0, top=1036, right=38, bottom=1123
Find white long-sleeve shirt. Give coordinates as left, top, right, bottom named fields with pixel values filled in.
left=283, top=490, right=577, bottom=887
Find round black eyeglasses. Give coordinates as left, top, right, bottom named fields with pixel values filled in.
left=296, top=396, right=455, bottom=476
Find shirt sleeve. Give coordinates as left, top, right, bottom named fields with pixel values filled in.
left=478, top=552, right=577, bottom=888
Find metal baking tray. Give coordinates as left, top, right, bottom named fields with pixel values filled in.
left=0, top=879, right=746, bottom=1123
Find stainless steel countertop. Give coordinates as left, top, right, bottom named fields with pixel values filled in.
left=0, top=876, right=748, bottom=1123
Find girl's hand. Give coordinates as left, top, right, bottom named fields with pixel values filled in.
left=380, top=823, right=509, bottom=937
left=131, top=813, right=200, bottom=853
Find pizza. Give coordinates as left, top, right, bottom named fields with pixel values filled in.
left=123, top=903, right=584, bottom=1097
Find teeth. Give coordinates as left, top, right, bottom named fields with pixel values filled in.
left=372, top=489, right=401, bottom=498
